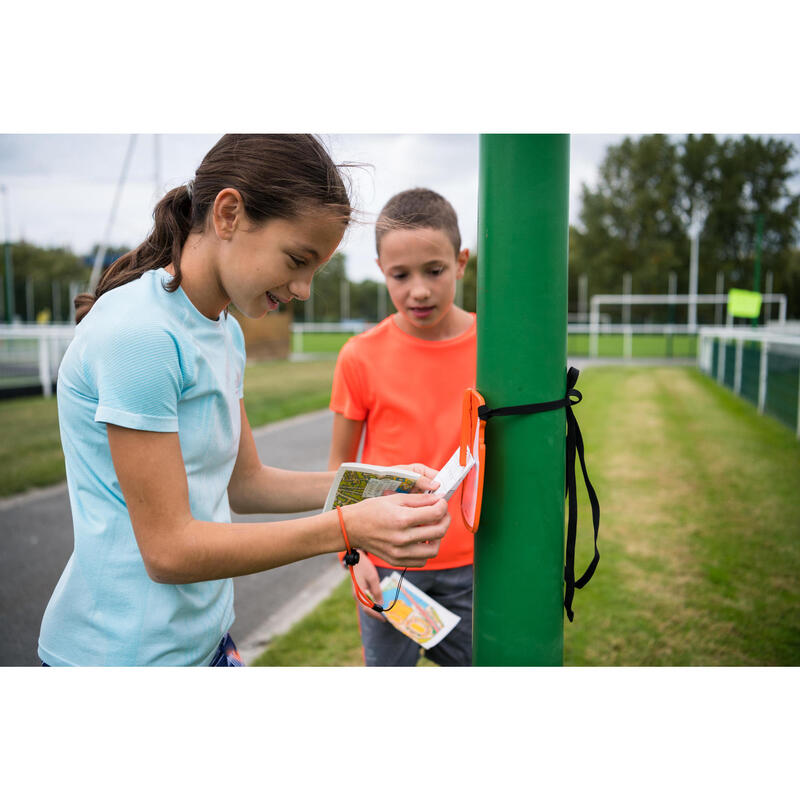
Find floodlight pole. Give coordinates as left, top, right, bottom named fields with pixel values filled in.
left=88, top=134, right=137, bottom=294
left=752, top=213, right=763, bottom=328
left=1, top=184, right=14, bottom=322
left=474, top=134, right=569, bottom=666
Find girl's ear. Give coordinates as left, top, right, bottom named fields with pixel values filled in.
left=212, top=188, right=244, bottom=240
left=456, top=248, right=469, bottom=279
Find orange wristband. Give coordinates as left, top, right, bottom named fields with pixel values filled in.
left=336, top=506, right=360, bottom=566
left=335, top=504, right=406, bottom=614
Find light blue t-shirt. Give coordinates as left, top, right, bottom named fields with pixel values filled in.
left=38, top=268, right=246, bottom=666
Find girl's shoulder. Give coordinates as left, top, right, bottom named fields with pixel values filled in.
left=74, top=273, right=199, bottom=378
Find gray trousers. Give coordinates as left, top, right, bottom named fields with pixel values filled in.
left=357, top=564, right=473, bottom=667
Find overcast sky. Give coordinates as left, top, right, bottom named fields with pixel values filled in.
left=6, top=133, right=798, bottom=284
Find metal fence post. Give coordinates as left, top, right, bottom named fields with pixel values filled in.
left=796, top=365, right=800, bottom=439
left=37, top=336, right=52, bottom=397
left=734, top=339, right=743, bottom=395
left=589, top=299, right=599, bottom=357
left=758, top=341, right=769, bottom=414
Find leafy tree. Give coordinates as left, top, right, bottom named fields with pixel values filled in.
left=460, top=252, right=477, bottom=313
left=348, top=279, right=382, bottom=321
left=4, top=241, right=89, bottom=321
left=570, top=134, right=800, bottom=320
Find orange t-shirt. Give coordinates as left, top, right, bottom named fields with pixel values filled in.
left=329, top=314, right=477, bottom=570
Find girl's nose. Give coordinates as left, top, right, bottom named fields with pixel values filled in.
left=288, top=276, right=312, bottom=302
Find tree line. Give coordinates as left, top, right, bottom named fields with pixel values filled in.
left=568, top=134, right=800, bottom=322
left=4, top=133, right=798, bottom=324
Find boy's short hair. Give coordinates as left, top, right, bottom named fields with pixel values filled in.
left=375, top=188, right=461, bottom=256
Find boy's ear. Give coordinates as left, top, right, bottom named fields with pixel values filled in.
left=456, top=248, right=469, bottom=279
left=375, top=257, right=386, bottom=274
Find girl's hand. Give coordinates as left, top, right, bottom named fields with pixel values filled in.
left=391, top=462, right=440, bottom=494
left=350, top=554, right=386, bottom=621
left=343, top=493, right=449, bottom=568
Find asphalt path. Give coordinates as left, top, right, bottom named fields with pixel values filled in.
left=0, top=409, right=344, bottom=666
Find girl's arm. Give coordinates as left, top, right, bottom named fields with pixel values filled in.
left=327, top=412, right=364, bottom=470
left=227, top=403, right=435, bottom=514
left=107, top=423, right=449, bottom=585
left=227, top=401, right=334, bottom=514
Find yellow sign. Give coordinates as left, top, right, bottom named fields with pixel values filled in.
left=727, top=289, right=762, bottom=319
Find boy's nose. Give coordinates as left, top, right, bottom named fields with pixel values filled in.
left=410, top=281, right=431, bottom=300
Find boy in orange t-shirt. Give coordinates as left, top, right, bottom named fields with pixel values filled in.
left=328, top=188, right=476, bottom=666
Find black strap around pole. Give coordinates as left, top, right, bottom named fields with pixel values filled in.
left=478, top=366, right=600, bottom=622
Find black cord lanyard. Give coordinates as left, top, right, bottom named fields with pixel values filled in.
left=477, top=366, right=600, bottom=622
left=343, top=547, right=407, bottom=614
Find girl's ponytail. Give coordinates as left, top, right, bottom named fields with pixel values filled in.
left=74, top=184, right=194, bottom=324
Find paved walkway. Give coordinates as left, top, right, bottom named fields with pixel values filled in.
left=0, top=409, right=344, bottom=666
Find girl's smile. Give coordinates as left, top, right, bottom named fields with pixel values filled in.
left=178, top=193, right=346, bottom=321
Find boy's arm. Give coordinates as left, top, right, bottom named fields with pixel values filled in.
left=327, top=412, right=364, bottom=470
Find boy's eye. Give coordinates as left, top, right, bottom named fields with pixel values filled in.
left=391, top=272, right=407, bottom=281
left=429, top=267, right=444, bottom=276
left=289, top=254, right=307, bottom=268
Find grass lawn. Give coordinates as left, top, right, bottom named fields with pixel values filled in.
left=293, top=330, right=698, bottom=360
left=294, top=331, right=353, bottom=354
left=567, top=333, right=697, bottom=358
left=0, top=359, right=336, bottom=497
left=252, top=365, right=800, bottom=667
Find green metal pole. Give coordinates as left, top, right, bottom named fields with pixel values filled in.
left=474, top=134, right=569, bottom=666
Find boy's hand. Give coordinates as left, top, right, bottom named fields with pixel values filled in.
left=391, top=462, right=440, bottom=494
left=351, top=554, right=386, bottom=622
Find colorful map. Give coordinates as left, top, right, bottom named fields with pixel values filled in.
left=380, top=572, right=461, bottom=649
left=327, top=467, right=418, bottom=510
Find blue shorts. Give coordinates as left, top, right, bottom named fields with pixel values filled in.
left=41, top=632, right=244, bottom=667
left=208, top=633, right=245, bottom=666
left=357, top=564, right=473, bottom=667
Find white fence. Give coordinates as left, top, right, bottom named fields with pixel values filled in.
left=572, top=322, right=699, bottom=360
left=0, top=323, right=76, bottom=397
left=3, top=319, right=799, bottom=413
left=290, top=321, right=371, bottom=361
left=697, top=325, right=800, bottom=437
left=590, top=293, right=788, bottom=335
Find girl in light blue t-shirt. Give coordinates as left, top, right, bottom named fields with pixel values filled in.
left=38, top=134, right=450, bottom=666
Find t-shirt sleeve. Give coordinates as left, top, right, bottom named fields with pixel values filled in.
left=90, top=323, right=188, bottom=432
left=330, top=338, right=368, bottom=421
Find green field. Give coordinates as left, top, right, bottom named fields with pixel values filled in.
left=0, top=360, right=336, bottom=497
left=252, top=365, right=800, bottom=667
left=291, top=331, right=698, bottom=359
left=567, top=333, right=697, bottom=358
left=293, top=332, right=352, bottom=355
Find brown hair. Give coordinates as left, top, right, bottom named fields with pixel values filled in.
left=75, top=134, right=352, bottom=323
left=375, top=187, right=461, bottom=256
